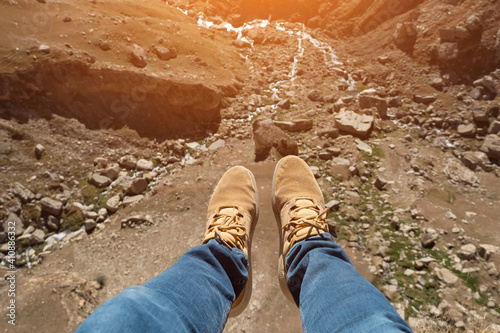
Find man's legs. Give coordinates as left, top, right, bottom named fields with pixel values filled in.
left=272, top=155, right=412, bottom=333
left=76, top=239, right=248, bottom=333
left=76, top=166, right=259, bottom=332
left=286, top=234, right=412, bottom=333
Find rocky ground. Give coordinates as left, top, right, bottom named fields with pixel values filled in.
left=1, top=0, right=500, bottom=332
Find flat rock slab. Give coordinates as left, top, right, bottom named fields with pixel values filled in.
left=334, top=110, right=374, bottom=138
left=273, top=119, right=313, bottom=132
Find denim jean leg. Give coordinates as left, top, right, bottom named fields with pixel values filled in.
left=286, top=233, right=413, bottom=333
left=76, top=238, right=248, bottom=333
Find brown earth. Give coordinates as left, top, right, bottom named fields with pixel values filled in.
left=1, top=0, right=500, bottom=332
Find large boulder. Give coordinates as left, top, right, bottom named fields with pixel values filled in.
left=334, top=110, right=374, bottom=138
left=480, top=135, right=500, bottom=159
left=358, top=95, right=387, bottom=119
left=461, top=151, right=490, bottom=171
left=252, top=119, right=298, bottom=162
left=40, top=197, right=63, bottom=216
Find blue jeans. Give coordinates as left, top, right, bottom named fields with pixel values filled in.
left=76, top=234, right=412, bottom=332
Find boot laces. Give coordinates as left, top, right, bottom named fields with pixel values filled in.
left=205, top=207, right=246, bottom=251
left=283, top=198, right=329, bottom=244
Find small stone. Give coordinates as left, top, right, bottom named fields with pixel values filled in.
left=208, top=139, right=226, bottom=151
left=430, top=78, right=445, bottom=90
left=35, top=144, right=45, bottom=159
left=5, top=213, right=24, bottom=237
left=13, top=182, right=35, bottom=203
left=307, top=90, right=323, bottom=102
left=488, top=120, right=500, bottom=135
left=30, top=229, right=45, bottom=244
left=374, top=177, right=388, bottom=191
left=46, top=215, right=59, bottom=231
left=277, top=99, right=291, bottom=110
left=316, top=128, right=339, bottom=139
left=106, top=195, right=121, bottom=213
left=153, top=45, right=177, bottom=61
left=136, top=159, right=154, bottom=171
left=478, top=244, right=499, bottom=261
left=273, top=119, right=313, bottom=132
left=121, top=215, right=153, bottom=228
left=40, top=197, right=63, bottom=216
left=309, top=166, right=321, bottom=178
left=101, top=167, right=119, bottom=181
left=94, top=157, right=107, bottom=166
left=98, top=208, right=108, bottom=218
left=480, top=135, right=500, bottom=159
left=457, top=243, right=476, bottom=260
left=39, top=44, right=51, bottom=54
left=130, top=44, right=147, bottom=68
left=123, top=195, right=144, bottom=207
left=186, top=142, right=200, bottom=150
left=84, top=219, right=97, bottom=233
left=420, top=233, right=437, bottom=249
left=437, top=43, right=459, bottom=61
left=89, top=173, right=112, bottom=188
left=413, top=95, right=437, bottom=104
left=457, top=124, right=475, bottom=138
left=326, top=200, right=340, bottom=211
left=470, top=87, right=483, bottom=100
left=404, top=269, right=415, bottom=276
left=127, top=178, right=148, bottom=195
left=318, top=151, right=333, bottom=160
left=461, top=151, right=490, bottom=171
left=436, top=267, right=459, bottom=285
left=355, top=139, right=372, bottom=155
left=119, top=155, right=137, bottom=169
left=382, top=284, right=398, bottom=298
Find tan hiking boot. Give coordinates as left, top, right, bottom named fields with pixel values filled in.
left=202, top=166, right=259, bottom=316
left=272, top=155, right=329, bottom=302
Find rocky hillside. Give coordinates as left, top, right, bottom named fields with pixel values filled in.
left=1, top=0, right=500, bottom=332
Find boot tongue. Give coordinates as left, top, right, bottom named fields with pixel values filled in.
left=295, top=199, right=317, bottom=219
left=219, top=207, right=238, bottom=216
left=215, top=207, right=240, bottom=247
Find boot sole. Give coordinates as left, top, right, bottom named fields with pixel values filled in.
left=229, top=167, right=260, bottom=317
left=271, top=157, right=296, bottom=304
